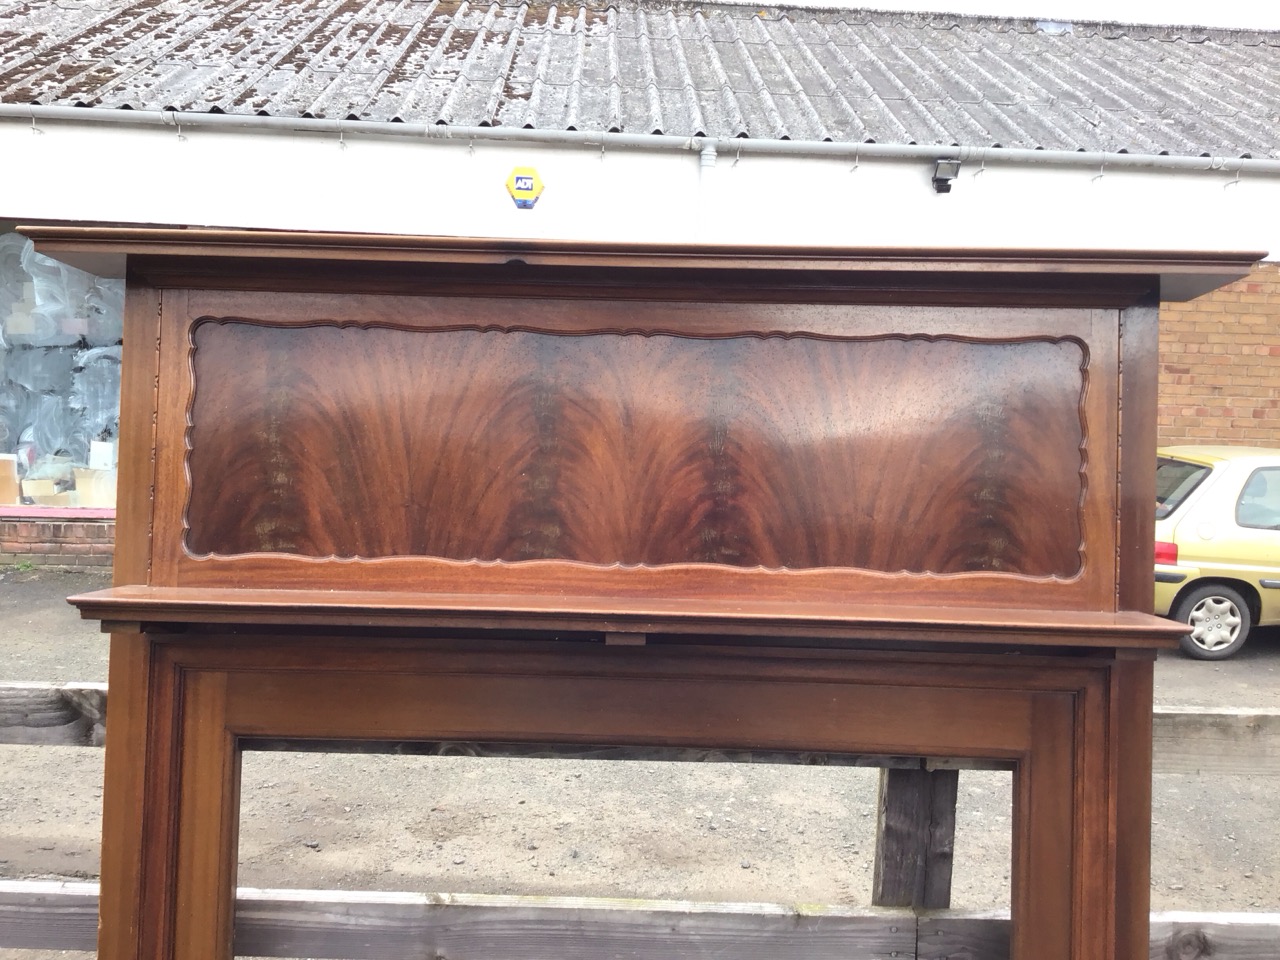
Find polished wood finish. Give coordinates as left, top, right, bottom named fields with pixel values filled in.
left=185, top=320, right=1086, bottom=574
left=1118, top=300, right=1161, bottom=613
left=25, top=227, right=1249, bottom=960
left=173, top=669, right=240, bottom=960
left=26, top=225, right=1264, bottom=303
left=17, top=681, right=1276, bottom=779
left=1114, top=653, right=1157, bottom=960
left=137, top=289, right=1124, bottom=610
left=96, top=629, right=157, bottom=960
left=112, top=285, right=161, bottom=587
left=68, top=585, right=1187, bottom=646
left=78, top=632, right=1143, bottom=960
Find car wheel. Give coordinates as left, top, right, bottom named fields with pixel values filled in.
left=1173, top=584, right=1252, bottom=660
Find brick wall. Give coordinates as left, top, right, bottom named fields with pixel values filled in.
left=1159, top=262, right=1280, bottom=447
left=0, top=519, right=115, bottom=568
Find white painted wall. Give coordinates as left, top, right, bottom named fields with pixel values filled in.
left=3, top=118, right=1276, bottom=259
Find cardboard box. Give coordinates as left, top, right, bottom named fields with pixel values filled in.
left=20, top=477, right=58, bottom=501
left=74, top=467, right=118, bottom=508
left=0, top=455, right=18, bottom=505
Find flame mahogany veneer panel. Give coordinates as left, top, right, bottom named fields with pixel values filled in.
left=185, top=319, right=1086, bottom=577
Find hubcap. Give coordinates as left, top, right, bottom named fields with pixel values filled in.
left=1187, top=597, right=1242, bottom=651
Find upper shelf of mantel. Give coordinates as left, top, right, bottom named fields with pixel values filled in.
left=68, top=586, right=1185, bottom=649
left=21, top=226, right=1264, bottom=302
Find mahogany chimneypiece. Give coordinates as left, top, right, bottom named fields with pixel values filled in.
left=27, top=227, right=1256, bottom=960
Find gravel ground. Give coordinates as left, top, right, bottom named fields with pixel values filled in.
left=1, top=567, right=1277, bottom=959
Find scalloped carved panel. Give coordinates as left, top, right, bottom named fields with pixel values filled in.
left=184, top=320, right=1087, bottom=575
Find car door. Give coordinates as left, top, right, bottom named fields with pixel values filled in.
left=1183, top=463, right=1280, bottom=626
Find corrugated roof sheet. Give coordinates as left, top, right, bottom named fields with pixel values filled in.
left=2, top=0, right=1279, bottom=158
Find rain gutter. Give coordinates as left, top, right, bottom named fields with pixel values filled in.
left=5, top=103, right=1280, bottom=176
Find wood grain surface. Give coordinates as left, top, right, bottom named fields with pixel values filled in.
left=71, top=631, right=1138, bottom=960
left=66, top=585, right=1187, bottom=648
left=113, top=285, right=161, bottom=587
left=185, top=320, right=1086, bottom=576
left=44, top=682, right=1280, bottom=782
left=872, top=768, right=959, bottom=909
left=9, top=883, right=1280, bottom=960
left=21, top=230, right=1227, bottom=960
left=24, top=224, right=1261, bottom=305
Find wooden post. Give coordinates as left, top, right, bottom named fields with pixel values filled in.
left=871, top=767, right=960, bottom=909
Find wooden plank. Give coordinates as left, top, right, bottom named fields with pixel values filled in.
left=0, top=880, right=99, bottom=950
left=234, top=889, right=918, bottom=960
left=1152, top=707, right=1280, bottom=776
left=918, top=910, right=1010, bottom=960
left=1149, top=913, right=1280, bottom=960
left=5, top=684, right=1277, bottom=778
left=66, top=586, right=1188, bottom=648
left=6, top=884, right=1278, bottom=960
left=871, top=768, right=959, bottom=909
left=0, top=882, right=916, bottom=958
left=0, top=681, right=106, bottom=746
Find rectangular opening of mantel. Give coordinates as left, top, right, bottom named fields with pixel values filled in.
left=186, top=320, right=1085, bottom=577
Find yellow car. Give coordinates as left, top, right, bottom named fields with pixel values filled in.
left=1155, top=445, right=1280, bottom=659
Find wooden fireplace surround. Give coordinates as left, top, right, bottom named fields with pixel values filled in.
left=29, top=228, right=1257, bottom=960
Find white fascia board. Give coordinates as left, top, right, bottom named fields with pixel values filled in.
left=1, top=118, right=1275, bottom=259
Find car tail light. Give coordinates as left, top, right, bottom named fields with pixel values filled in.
left=1154, top=540, right=1179, bottom=565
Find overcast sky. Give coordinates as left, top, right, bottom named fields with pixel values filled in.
left=752, top=1, right=1280, bottom=29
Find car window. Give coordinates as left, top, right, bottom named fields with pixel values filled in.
left=1156, top=457, right=1210, bottom=520
left=1236, top=467, right=1280, bottom=530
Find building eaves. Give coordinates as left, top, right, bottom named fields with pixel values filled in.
left=0, top=0, right=1277, bottom=159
